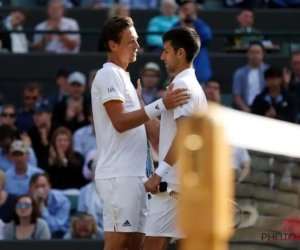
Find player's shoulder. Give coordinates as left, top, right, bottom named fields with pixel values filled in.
left=93, top=65, right=124, bottom=84
left=173, top=75, right=198, bottom=89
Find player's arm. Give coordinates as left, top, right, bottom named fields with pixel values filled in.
left=101, top=73, right=190, bottom=133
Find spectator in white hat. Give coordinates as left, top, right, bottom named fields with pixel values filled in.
left=52, top=71, right=91, bottom=132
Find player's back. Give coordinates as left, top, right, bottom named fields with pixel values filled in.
left=159, top=68, right=207, bottom=185
left=91, top=63, right=147, bottom=180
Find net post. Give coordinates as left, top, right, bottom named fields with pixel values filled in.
left=177, top=102, right=235, bottom=250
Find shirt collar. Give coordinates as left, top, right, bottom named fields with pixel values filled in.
left=173, top=68, right=195, bottom=82
left=13, top=165, right=30, bottom=177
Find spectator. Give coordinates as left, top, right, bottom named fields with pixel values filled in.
left=0, top=169, right=17, bottom=223
left=37, top=0, right=81, bottom=8
left=29, top=173, right=71, bottom=238
left=0, top=219, right=4, bottom=240
left=0, top=8, right=29, bottom=53
left=0, top=104, right=17, bottom=127
left=81, top=0, right=114, bottom=8
left=233, top=8, right=263, bottom=46
left=82, top=149, right=97, bottom=180
left=173, top=0, right=212, bottom=83
left=0, top=125, right=37, bottom=172
left=146, top=0, right=178, bottom=52
left=16, top=82, right=43, bottom=133
left=5, top=140, right=43, bottom=196
left=64, top=212, right=103, bottom=239
left=157, top=72, right=176, bottom=98
left=3, top=195, right=51, bottom=240
left=251, top=67, right=297, bottom=123
left=52, top=71, right=90, bottom=132
left=73, top=108, right=96, bottom=159
left=27, top=100, right=58, bottom=168
left=204, top=79, right=251, bottom=183
left=45, top=127, right=86, bottom=190
left=140, top=62, right=162, bottom=105
left=283, top=51, right=300, bottom=117
left=33, top=0, right=80, bottom=53
left=233, top=41, right=269, bottom=112
left=119, top=0, right=158, bottom=9
left=46, top=67, right=73, bottom=107
left=77, top=157, right=103, bottom=229
left=108, top=3, right=130, bottom=19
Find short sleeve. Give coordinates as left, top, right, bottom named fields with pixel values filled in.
left=173, top=81, right=207, bottom=120
left=236, top=148, right=251, bottom=165
left=94, top=69, right=126, bottom=105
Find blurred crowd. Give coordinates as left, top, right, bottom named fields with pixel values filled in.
left=0, top=0, right=300, bottom=242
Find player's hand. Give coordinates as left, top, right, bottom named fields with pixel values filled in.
left=162, top=83, right=190, bottom=110
left=144, top=174, right=162, bottom=194
left=136, top=78, right=143, bottom=101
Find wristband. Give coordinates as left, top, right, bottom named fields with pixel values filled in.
left=144, top=99, right=166, bottom=120
left=155, top=161, right=172, bottom=178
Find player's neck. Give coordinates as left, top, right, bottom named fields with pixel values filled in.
left=107, top=55, right=128, bottom=71
left=173, top=64, right=193, bottom=77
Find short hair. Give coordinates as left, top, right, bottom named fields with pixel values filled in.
left=0, top=124, right=17, bottom=141
left=162, top=27, right=200, bottom=63
left=24, top=82, right=42, bottom=93
left=264, top=67, right=283, bottom=79
left=12, top=195, right=41, bottom=225
left=29, top=173, right=51, bottom=187
left=205, top=78, right=221, bottom=90
left=101, top=16, right=134, bottom=52
left=0, top=169, right=6, bottom=189
left=247, top=41, right=265, bottom=52
left=14, top=7, right=29, bottom=19
left=291, top=51, right=300, bottom=59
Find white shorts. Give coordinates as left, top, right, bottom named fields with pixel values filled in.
left=95, top=177, right=148, bottom=233
left=145, top=184, right=184, bottom=239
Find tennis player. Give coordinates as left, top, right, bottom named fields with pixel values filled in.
left=144, top=27, right=208, bottom=250
left=91, top=16, right=190, bottom=250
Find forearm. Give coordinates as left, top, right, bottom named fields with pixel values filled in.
left=237, top=163, right=250, bottom=183
left=60, top=35, right=77, bottom=50
left=234, top=95, right=250, bottom=111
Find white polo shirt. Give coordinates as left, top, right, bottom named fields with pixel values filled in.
left=159, top=68, right=207, bottom=185
left=91, top=63, right=147, bottom=179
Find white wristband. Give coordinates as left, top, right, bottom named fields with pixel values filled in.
left=144, top=99, right=166, bottom=120
left=155, top=161, right=172, bottom=178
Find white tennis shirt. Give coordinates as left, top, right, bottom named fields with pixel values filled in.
left=91, top=62, right=147, bottom=179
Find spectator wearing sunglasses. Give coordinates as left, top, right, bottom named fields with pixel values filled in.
left=3, top=195, right=51, bottom=240
left=0, top=125, right=37, bottom=172
left=0, top=169, right=17, bottom=223
left=16, top=82, right=43, bottom=134
left=0, top=104, right=17, bottom=128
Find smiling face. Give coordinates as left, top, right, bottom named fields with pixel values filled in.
left=161, top=40, right=181, bottom=74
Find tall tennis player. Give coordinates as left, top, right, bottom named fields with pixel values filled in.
left=144, top=27, right=208, bottom=250
left=91, top=16, right=191, bottom=250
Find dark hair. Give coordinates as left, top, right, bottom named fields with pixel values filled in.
left=24, top=82, right=42, bottom=93
left=205, top=78, right=221, bottom=90
left=162, top=27, right=200, bottom=63
left=12, top=195, right=40, bottom=225
left=264, top=67, right=283, bottom=79
left=14, top=7, right=29, bottom=19
left=239, top=8, right=253, bottom=14
left=29, top=173, right=51, bottom=187
left=0, top=124, right=17, bottom=141
left=101, top=16, right=134, bottom=52
left=247, top=41, right=265, bottom=52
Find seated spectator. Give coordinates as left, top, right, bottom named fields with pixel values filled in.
left=3, top=195, right=51, bottom=240
left=32, top=0, right=80, bottom=53
left=233, top=8, right=263, bottom=46
left=82, top=149, right=97, bottom=180
left=29, top=173, right=71, bottom=238
left=0, top=169, right=17, bottom=223
left=0, top=125, right=37, bottom=171
left=73, top=108, right=96, bottom=159
left=0, top=8, right=29, bottom=53
left=27, top=100, right=58, bottom=168
left=16, top=82, right=42, bottom=133
left=173, top=0, right=212, bottom=84
left=283, top=51, right=300, bottom=117
left=251, top=67, right=297, bottom=123
left=5, top=140, right=43, bottom=196
left=140, top=62, right=162, bottom=105
left=37, top=0, right=80, bottom=8
left=232, top=42, right=269, bottom=112
left=119, top=0, right=158, bottom=9
left=0, top=104, right=17, bottom=127
left=52, top=71, right=90, bottom=132
left=204, top=78, right=221, bottom=103
left=64, top=212, right=103, bottom=239
left=77, top=158, right=103, bottom=229
left=146, top=0, right=178, bottom=52
left=45, top=127, right=86, bottom=190
left=108, top=3, right=130, bottom=19
left=81, top=0, right=114, bottom=8
left=46, top=67, right=73, bottom=107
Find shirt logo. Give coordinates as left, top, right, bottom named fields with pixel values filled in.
left=108, top=86, right=115, bottom=93
left=155, top=104, right=160, bottom=110
left=122, top=220, right=131, bottom=227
